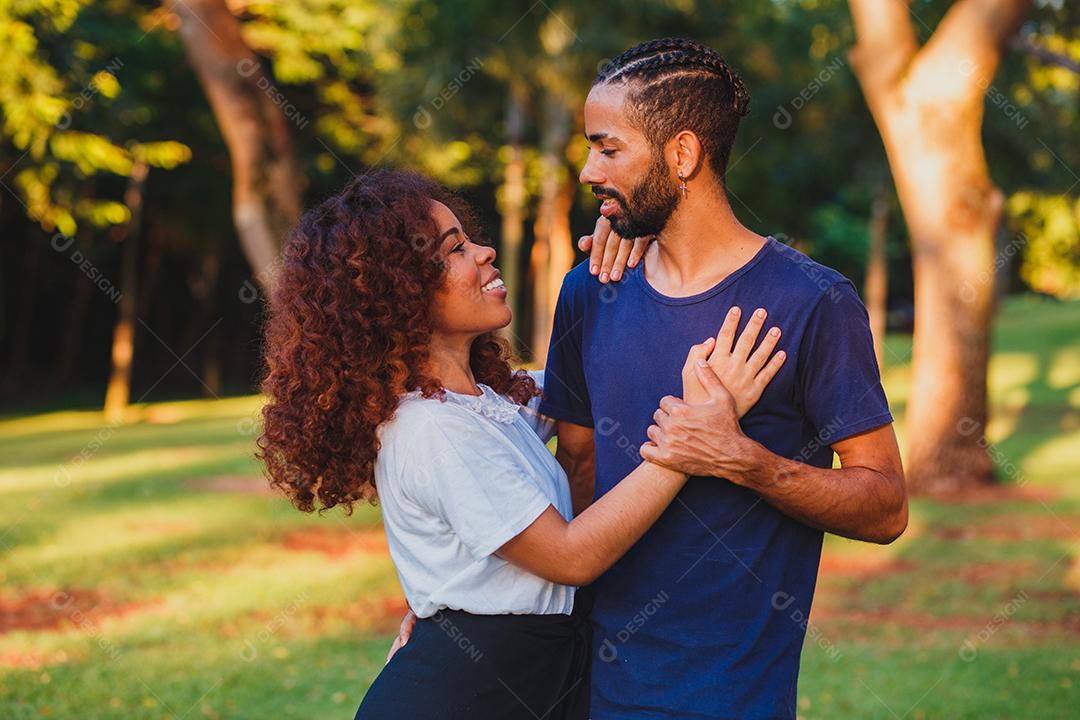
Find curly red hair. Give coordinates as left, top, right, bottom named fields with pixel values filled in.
left=257, top=170, right=539, bottom=514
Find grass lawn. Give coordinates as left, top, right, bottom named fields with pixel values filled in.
left=1, top=295, right=1077, bottom=719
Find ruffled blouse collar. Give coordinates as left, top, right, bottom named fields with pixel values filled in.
left=404, top=384, right=521, bottom=425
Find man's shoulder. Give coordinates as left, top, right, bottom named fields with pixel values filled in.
left=761, top=236, right=857, bottom=304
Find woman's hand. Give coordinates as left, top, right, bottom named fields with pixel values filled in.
left=579, top=216, right=654, bottom=283
left=681, top=306, right=786, bottom=416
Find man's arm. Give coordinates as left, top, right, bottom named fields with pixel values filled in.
left=643, top=361, right=908, bottom=544
left=554, top=420, right=595, bottom=517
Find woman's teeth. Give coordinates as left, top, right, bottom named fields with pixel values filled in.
left=481, top=277, right=505, bottom=293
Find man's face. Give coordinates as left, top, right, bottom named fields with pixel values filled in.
left=580, top=83, right=681, bottom=239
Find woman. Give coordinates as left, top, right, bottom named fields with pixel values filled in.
left=257, top=170, right=785, bottom=719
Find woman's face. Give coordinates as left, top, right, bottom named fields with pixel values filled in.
left=428, top=200, right=511, bottom=336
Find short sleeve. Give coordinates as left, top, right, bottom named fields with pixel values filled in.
left=796, top=281, right=893, bottom=444
left=539, top=270, right=594, bottom=428
left=400, top=406, right=553, bottom=561
left=518, top=369, right=557, bottom=443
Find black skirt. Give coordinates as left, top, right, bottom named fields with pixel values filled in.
left=355, top=591, right=593, bottom=720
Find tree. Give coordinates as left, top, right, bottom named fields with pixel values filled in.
left=168, top=0, right=305, bottom=300
left=848, top=0, right=1032, bottom=494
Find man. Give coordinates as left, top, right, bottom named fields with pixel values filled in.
left=539, top=37, right=907, bottom=719
left=389, top=37, right=907, bottom=719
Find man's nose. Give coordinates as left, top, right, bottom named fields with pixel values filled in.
left=579, top=155, right=603, bottom=186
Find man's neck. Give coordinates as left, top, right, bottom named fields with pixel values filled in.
left=644, top=184, right=767, bottom=298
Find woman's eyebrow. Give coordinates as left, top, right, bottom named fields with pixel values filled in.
left=438, top=227, right=462, bottom=242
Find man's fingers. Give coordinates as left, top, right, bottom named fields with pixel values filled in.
left=732, top=307, right=767, bottom=361
left=694, top=359, right=734, bottom=402
left=589, top=216, right=611, bottom=275
left=658, top=395, right=682, bottom=414
left=713, top=306, right=741, bottom=356
left=747, top=326, right=781, bottom=373
left=385, top=635, right=403, bottom=664
left=598, top=229, right=622, bottom=283
left=754, top=348, right=787, bottom=389
left=609, top=238, right=633, bottom=282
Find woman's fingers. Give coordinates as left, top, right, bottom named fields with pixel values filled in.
left=598, top=228, right=623, bottom=283
left=732, top=307, right=767, bottom=361
left=747, top=326, right=782, bottom=373
left=753, top=348, right=788, bottom=390
left=578, top=234, right=593, bottom=252
left=628, top=236, right=652, bottom=268
left=589, top=216, right=611, bottom=275
left=609, top=238, right=634, bottom=281
left=712, top=306, right=742, bottom=357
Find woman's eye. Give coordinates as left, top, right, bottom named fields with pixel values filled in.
left=452, top=242, right=465, bottom=253
left=600, top=149, right=616, bottom=157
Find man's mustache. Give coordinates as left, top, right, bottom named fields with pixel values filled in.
left=592, top=186, right=626, bottom=205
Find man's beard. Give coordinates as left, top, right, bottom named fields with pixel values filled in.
left=599, top=152, right=681, bottom=239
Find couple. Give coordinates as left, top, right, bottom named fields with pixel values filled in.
left=258, top=37, right=908, bottom=720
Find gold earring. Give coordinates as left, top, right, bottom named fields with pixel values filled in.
left=678, top=170, right=688, bottom=198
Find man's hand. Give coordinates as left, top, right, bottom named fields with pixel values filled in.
left=642, top=360, right=757, bottom=479
left=579, top=215, right=654, bottom=283
left=385, top=607, right=417, bottom=664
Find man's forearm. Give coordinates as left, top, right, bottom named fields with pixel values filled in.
left=728, top=438, right=907, bottom=544
left=555, top=444, right=595, bottom=517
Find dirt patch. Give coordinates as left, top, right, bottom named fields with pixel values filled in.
left=0, top=648, right=71, bottom=670
left=930, top=485, right=1062, bottom=505
left=0, top=587, right=158, bottom=635
left=930, top=512, right=1080, bottom=542
left=188, top=474, right=276, bottom=496
left=818, top=553, right=917, bottom=580
left=279, top=527, right=389, bottom=558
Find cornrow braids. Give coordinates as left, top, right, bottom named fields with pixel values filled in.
left=595, top=38, right=750, bottom=181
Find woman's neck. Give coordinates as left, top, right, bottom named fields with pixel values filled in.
left=427, top=331, right=481, bottom=396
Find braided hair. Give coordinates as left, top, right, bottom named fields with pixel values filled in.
left=595, top=38, right=750, bottom=181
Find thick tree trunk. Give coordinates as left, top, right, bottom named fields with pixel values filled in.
left=104, top=161, right=148, bottom=422
left=848, top=0, right=1031, bottom=495
left=498, top=84, right=528, bottom=345
left=530, top=101, right=575, bottom=360
left=3, top=228, right=40, bottom=392
left=169, top=0, right=304, bottom=301
left=864, top=176, right=889, bottom=370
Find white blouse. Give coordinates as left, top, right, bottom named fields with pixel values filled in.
left=374, top=370, right=575, bottom=618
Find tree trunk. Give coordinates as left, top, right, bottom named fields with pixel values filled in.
left=864, top=176, right=889, bottom=370
left=169, top=0, right=304, bottom=302
left=498, top=83, right=528, bottom=346
left=530, top=101, right=575, bottom=360
left=104, top=161, right=149, bottom=422
left=848, top=0, right=1032, bottom=495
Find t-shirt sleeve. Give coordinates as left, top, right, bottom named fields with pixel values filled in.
left=796, top=281, right=894, bottom=445
left=539, top=271, right=594, bottom=428
left=518, top=369, right=557, bottom=444
left=402, top=407, right=553, bottom=561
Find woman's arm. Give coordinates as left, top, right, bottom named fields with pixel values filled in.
left=495, top=460, right=687, bottom=586
left=494, top=339, right=717, bottom=586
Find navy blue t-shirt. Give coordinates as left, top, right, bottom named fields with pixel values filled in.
left=540, top=236, right=893, bottom=719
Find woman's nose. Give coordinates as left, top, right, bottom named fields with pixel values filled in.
left=475, top=244, right=496, bottom=264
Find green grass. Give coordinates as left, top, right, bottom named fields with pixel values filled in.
left=1, top=296, right=1078, bottom=719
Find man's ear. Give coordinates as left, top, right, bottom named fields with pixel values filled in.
left=670, top=130, right=704, bottom=181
